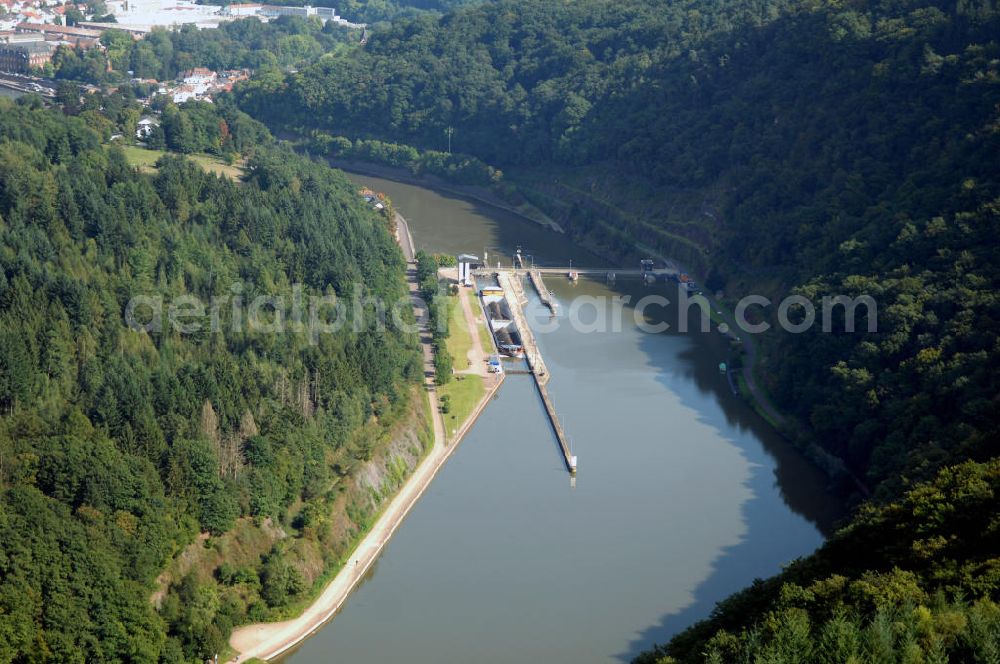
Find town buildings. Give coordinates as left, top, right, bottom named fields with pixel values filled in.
left=0, top=39, right=52, bottom=72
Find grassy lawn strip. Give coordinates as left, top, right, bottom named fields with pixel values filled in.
left=468, top=288, right=495, bottom=353
left=119, top=145, right=162, bottom=173
left=444, top=293, right=472, bottom=370
left=119, top=145, right=245, bottom=180
left=438, top=374, right=484, bottom=440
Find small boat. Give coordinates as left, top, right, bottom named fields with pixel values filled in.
left=567, top=271, right=578, bottom=282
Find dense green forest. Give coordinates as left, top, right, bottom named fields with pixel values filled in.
left=0, top=99, right=421, bottom=661
left=152, top=100, right=272, bottom=156
left=227, top=0, right=1000, bottom=660
left=234, top=0, right=810, bottom=162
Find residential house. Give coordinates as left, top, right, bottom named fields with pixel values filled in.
left=136, top=115, right=159, bottom=139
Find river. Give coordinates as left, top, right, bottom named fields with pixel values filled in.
left=284, top=174, right=843, bottom=663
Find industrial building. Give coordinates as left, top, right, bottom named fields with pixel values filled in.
left=0, top=40, right=52, bottom=72
left=456, top=253, right=481, bottom=287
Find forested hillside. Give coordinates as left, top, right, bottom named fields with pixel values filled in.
left=0, top=100, right=421, bottom=661
left=235, top=0, right=753, bottom=162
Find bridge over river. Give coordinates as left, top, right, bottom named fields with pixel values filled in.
left=474, top=266, right=678, bottom=278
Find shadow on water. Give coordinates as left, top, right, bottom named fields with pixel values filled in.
left=669, top=336, right=846, bottom=535
left=609, top=284, right=846, bottom=661
left=613, top=460, right=810, bottom=661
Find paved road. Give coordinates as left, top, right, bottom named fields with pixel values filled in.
left=738, top=337, right=786, bottom=427
left=395, top=212, right=416, bottom=262
left=690, top=289, right=787, bottom=428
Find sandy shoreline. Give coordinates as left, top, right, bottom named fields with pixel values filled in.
left=227, top=217, right=501, bottom=662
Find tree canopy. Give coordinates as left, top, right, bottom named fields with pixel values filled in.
left=0, top=99, right=420, bottom=662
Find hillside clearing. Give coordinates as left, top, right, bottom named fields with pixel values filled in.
left=120, top=145, right=246, bottom=180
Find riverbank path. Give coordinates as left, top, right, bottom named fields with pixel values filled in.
left=227, top=215, right=458, bottom=662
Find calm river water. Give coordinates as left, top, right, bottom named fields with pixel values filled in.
left=286, top=173, right=843, bottom=663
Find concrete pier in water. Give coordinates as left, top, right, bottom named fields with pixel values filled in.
left=497, top=271, right=576, bottom=473
left=528, top=269, right=558, bottom=314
